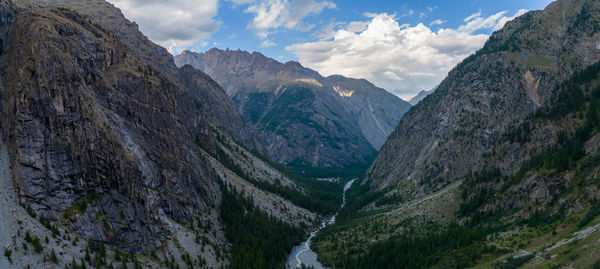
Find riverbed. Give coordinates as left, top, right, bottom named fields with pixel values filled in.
left=286, top=179, right=356, bottom=269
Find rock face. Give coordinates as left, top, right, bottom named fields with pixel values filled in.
left=0, top=0, right=266, bottom=252
left=0, top=0, right=14, bottom=53
left=368, top=0, right=600, bottom=193
left=175, top=48, right=411, bottom=172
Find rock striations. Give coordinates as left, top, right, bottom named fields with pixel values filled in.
left=0, top=2, right=316, bottom=266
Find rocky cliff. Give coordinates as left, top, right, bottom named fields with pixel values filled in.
left=0, top=2, right=324, bottom=267
left=0, top=4, right=222, bottom=251
left=175, top=48, right=411, bottom=174
left=368, top=0, right=600, bottom=194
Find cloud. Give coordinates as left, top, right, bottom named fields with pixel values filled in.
left=107, top=0, right=220, bottom=54
left=260, top=39, right=277, bottom=47
left=346, top=21, right=370, bottom=33
left=464, top=11, right=482, bottom=22
left=243, top=0, right=336, bottom=38
left=287, top=10, right=527, bottom=99
left=429, top=19, right=446, bottom=26
left=459, top=9, right=527, bottom=33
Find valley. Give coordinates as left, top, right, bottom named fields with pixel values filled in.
left=1, top=0, right=600, bottom=268
left=287, top=178, right=356, bottom=269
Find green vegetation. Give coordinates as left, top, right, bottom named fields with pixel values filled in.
left=315, top=59, right=600, bottom=269
left=286, top=159, right=374, bottom=179
left=196, top=132, right=342, bottom=215
left=220, top=184, right=305, bottom=269
left=578, top=203, right=600, bottom=228
left=24, top=230, right=43, bottom=253
left=3, top=247, right=11, bottom=264
left=494, top=254, right=534, bottom=269
left=240, top=92, right=272, bottom=124
left=63, top=191, right=100, bottom=220
left=338, top=224, right=498, bottom=269
left=50, top=249, right=58, bottom=263
left=25, top=204, right=36, bottom=218
left=39, top=215, right=61, bottom=238
left=259, top=86, right=316, bottom=131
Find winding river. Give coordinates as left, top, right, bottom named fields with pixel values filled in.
left=286, top=179, right=356, bottom=269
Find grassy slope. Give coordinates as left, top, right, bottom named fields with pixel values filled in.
left=312, top=61, right=600, bottom=269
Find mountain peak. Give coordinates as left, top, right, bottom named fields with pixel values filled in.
left=176, top=47, right=411, bottom=168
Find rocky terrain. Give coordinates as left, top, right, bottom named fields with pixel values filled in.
left=175, top=49, right=411, bottom=175
left=368, top=0, right=600, bottom=194
left=0, top=0, right=338, bottom=268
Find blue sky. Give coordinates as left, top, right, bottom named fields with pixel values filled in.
left=108, top=0, right=555, bottom=99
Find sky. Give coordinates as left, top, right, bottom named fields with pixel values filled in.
left=106, top=0, right=555, bottom=100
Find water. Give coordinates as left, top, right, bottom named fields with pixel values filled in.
left=286, top=179, right=356, bottom=269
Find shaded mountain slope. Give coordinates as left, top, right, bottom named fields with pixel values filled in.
left=0, top=1, right=341, bottom=268
left=175, top=49, right=411, bottom=175
left=368, top=0, right=600, bottom=194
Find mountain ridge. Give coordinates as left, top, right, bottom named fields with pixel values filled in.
left=0, top=1, right=340, bottom=268
left=175, top=48, right=411, bottom=175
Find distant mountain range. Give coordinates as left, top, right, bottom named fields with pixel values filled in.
left=175, top=48, right=411, bottom=175
left=407, top=88, right=434, bottom=105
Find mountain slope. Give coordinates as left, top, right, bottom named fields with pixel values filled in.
left=0, top=1, right=340, bottom=268
left=407, top=88, right=434, bottom=105
left=312, top=0, right=600, bottom=267
left=175, top=49, right=411, bottom=175
left=368, top=0, right=600, bottom=193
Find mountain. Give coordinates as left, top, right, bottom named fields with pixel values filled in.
left=407, top=88, right=434, bottom=105
left=175, top=49, right=411, bottom=176
left=312, top=0, right=600, bottom=267
left=0, top=0, right=341, bottom=268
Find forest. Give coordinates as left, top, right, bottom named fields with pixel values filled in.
left=220, top=184, right=305, bottom=269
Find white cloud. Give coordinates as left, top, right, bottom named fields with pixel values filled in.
left=244, top=0, right=336, bottom=38
left=228, top=0, right=253, bottom=4
left=287, top=10, right=527, bottom=99
left=363, top=12, right=378, bottom=18
left=429, top=19, right=446, bottom=26
left=458, top=9, right=527, bottom=33
left=260, top=39, right=277, bottom=47
left=107, top=0, right=220, bottom=54
left=346, top=21, right=369, bottom=33
left=464, top=11, right=482, bottom=22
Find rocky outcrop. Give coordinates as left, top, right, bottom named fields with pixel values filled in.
left=0, top=6, right=221, bottom=250
left=368, top=0, right=600, bottom=194
left=0, top=0, right=276, bottom=255
left=0, top=0, right=14, bottom=54
left=175, top=48, right=411, bottom=172
left=10, top=0, right=264, bottom=154
left=178, top=64, right=265, bottom=154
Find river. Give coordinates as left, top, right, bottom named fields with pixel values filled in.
left=286, top=178, right=356, bottom=269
